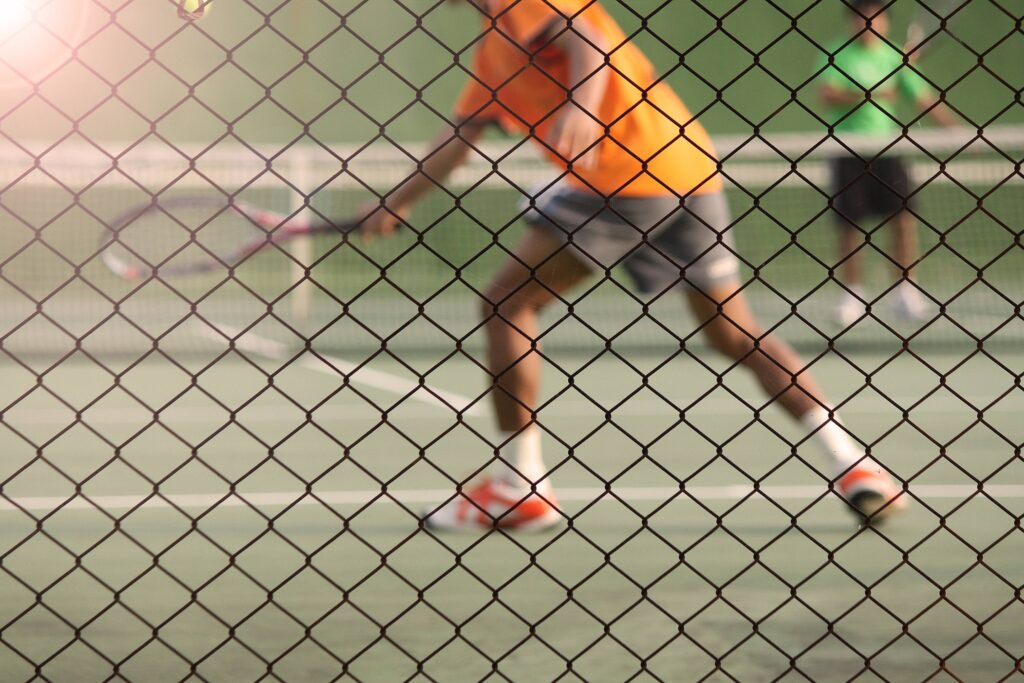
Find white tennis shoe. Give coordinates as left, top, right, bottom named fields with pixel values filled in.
left=835, top=287, right=867, bottom=328
left=892, top=281, right=929, bottom=321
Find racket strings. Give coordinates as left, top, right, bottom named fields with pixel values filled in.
left=107, top=202, right=272, bottom=277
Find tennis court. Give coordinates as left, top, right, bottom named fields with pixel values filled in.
left=3, top=0, right=1024, bottom=680
left=3, top=345, right=1023, bottom=680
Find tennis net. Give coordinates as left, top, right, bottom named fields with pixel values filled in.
left=1, top=126, right=1021, bottom=360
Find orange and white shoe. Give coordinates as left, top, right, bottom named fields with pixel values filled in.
left=423, top=478, right=562, bottom=532
left=837, top=463, right=909, bottom=524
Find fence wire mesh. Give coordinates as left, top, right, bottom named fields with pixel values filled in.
left=1, top=0, right=1022, bottom=680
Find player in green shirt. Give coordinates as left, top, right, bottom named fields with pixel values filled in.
left=818, top=0, right=954, bottom=327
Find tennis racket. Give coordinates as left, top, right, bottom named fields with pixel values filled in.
left=100, top=196, right=361, bottom=281
left=904, top=0, right=968, bottom=61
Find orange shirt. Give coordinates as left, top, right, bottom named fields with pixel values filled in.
left=455, top=0, right=722, bottom=197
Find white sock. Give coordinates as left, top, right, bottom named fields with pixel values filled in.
left=493, top=425, right=546, bottom=491
left=840, top=284, right=865, bottom=303
left=801, top=406, right=864, bottom=474
left=898, top=280, right=922, bottom=300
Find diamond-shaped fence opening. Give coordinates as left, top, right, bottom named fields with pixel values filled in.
left=1, top=0, right=1023, bottom=679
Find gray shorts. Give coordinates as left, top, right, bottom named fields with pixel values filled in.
left=521, top=185, right=740, bottom=295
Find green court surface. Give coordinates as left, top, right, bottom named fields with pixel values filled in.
left=2, top=346, right=1022, bottom=680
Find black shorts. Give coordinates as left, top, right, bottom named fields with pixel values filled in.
left=521, top=186, right=740, bottom=295
left=830, top=156, right=914, bottom=226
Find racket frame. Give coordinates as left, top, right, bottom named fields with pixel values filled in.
left=903, top=0, right=969, bottom=61
left=99, top=195, right=357, bottom=281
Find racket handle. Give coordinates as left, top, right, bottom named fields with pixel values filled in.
left=308, top=217, right=362, bottom=236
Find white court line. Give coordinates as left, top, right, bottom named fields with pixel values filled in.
left=4, top=395, right=1019, bottom=425
left=2, top=485, right=1022, bottom=514
left=196, top=322, right=482, bottom=416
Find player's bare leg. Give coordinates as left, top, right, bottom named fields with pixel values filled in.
left=687, top=284, right=907, bottom=522
left=836, top=223, right=867, bottom=327
left=483, top=227, right=591, bottom=434
left=687, top=285, right=823, bottom=418
left=891, top=210, right=928, bottom=320
left=423, top=227, right=590, bottom=531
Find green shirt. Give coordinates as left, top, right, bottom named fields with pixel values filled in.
left=818, top=39, right=931, bottom=134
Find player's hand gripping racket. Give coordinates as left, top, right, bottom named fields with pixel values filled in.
left=904, top=0, right=966, bottom=62
left=100, top=196, right=360, bottom=281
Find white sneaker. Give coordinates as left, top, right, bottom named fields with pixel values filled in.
left=892, top=281, right=929, bottom=321
left=835, top=287, right=866, bottom=328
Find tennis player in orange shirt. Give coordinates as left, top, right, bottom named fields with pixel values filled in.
left=360, top=0, right=907, bottom=529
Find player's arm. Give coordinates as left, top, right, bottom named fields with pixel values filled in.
left=545, top=17, right=610, bottom=169
left=900, top=68, right=956, bottom=127
left=816, top=46, right=868, bottom=107
left=360, top=120, right=489, bottom=240
left=916, top=93, right=957, bottom=127
left=819, top=82, right=868, bottom=106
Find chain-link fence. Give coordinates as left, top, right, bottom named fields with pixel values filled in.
left=1, top=0, right=1022, bottom=680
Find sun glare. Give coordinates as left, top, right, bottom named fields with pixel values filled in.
left=0, top=0, right=31, bottom=40
left=0, top=0, right=91, bottom=92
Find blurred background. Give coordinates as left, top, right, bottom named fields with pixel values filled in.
left=2, top=0, right=1022, bottom=144
left=2, top=0, right=1022, bottom=360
